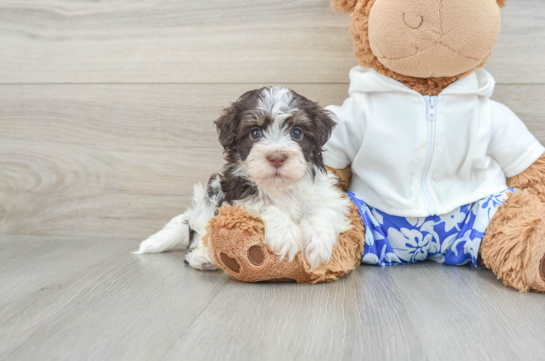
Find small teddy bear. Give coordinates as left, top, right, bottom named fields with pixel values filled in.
left=206, top=0, right=545, bottom=293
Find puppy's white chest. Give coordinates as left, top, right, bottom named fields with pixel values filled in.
left=239, top=189, right=308, bottom=225
left=269, top=192, right=306, bottom=223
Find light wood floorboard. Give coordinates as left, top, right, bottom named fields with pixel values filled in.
left=0, top=236, right=544, bottom=361
left=0, top=0, right=543, bottom=84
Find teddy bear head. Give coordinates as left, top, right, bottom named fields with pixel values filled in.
left=332, top=0, right=507, bottom=95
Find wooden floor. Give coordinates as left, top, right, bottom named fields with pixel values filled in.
left=1, top=236, right=544, bottom=361
left=2, top=0, right=545, bottom=360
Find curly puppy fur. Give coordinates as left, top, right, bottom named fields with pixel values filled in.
left=330, top=0, right=506, bottom=95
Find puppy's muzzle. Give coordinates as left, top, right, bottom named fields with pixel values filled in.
left=267, top=153, right=288, bottom=169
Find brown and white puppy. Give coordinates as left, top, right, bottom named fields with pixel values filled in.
left=134, top=87, right=352, bottom=271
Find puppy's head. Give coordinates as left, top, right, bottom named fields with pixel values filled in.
left=215, top=86, right=336, bottom=190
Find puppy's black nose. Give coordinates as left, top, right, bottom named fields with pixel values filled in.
left=267, top=153, right=288, bottom=168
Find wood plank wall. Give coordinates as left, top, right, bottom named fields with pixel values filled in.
left=1, top=0, right=544, bottom=239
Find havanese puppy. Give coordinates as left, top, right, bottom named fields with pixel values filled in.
left=133, top=86, right=352, bottom=271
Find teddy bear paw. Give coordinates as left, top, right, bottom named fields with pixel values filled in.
left=218, top=245, right=266, bottom=274
left=526, top=241, right=545, bottom=293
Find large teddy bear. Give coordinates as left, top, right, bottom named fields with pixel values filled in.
left=205, top=0, right=545, bottom=293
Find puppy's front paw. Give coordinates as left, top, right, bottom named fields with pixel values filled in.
left=301, top=223, right=336, bottom=271
left=303, top=240, right=334, bottom=271
left=185, top=247, right=218, bottom=271
left=265, top=221, right=302, bottom=262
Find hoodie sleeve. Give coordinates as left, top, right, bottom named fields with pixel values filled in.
left=323, top=96, right=364, bottom=170
left=488, top=100, right=545, bottom=178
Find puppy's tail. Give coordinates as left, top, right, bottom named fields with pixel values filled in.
left=132, top=213, right=191, bottom=255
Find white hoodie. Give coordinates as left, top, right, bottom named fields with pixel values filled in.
left=324, top=66, right=545, bottom=217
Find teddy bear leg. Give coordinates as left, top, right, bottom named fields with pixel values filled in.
left=480, top=189, right=545, bottom=293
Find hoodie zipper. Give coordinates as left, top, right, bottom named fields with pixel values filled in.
left=422, top=96, right=438, bottom=216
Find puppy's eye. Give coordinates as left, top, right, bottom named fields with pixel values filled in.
left=250, top=127, right=262, bottom=140
left=290, top=127, right=303, bottom=140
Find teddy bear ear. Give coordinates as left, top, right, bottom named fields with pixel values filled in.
left=497, top=0, right=507, bottom=7
left=330, top=0, right=359, bottom=13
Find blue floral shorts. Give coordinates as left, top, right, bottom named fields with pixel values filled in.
left=347, top=189, right=515, bottom=267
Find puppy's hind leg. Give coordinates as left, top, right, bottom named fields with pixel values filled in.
left=133, top=175, right=223, bottom=259
left=132, top=213, right=191, bottom=254
left=185, top=234, right=219, bottom=271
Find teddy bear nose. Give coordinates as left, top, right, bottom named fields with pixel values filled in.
left=267, top=153, right=288, bottom=168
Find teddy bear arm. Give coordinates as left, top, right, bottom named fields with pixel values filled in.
left=507, top=153, right=545, bottom=202
left=326, top=165, right=353, bottom=192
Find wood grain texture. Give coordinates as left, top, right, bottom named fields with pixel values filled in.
left=0, top=0, right=543, bottom=84
left=1, top=84, right=544, bottom=239
left=0, top=84, right=349, bottom=238
left=1, top=236, right=544, bottom=361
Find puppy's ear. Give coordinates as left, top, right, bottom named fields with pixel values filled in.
left=313, top=108, right=337, bottom=149
left=291, top=90, right=337, bottom=148
left=214, top=89, right=258, bottom=150
left=214, top=103, right=239, bottom=151
left=497, top=0, right=507, bottom=7
left=331, top=0, right=359, bottom=13
left=306, top=106, right=336, bottom=173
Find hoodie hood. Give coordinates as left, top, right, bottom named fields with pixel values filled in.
left=348, top=66, right=496, bottom=98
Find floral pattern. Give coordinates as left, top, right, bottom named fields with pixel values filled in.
left=347, top=189, right=515, bottom=267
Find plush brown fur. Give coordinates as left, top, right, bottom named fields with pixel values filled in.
left=480, top=189, right=545, bottom=293
left=326, top=165, right=353, bottom=192
left=331, top=0, right=359, bottom=13
left=204, top=198, right=365, bottom=284
left=507, top=153, right=545, bottom=203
